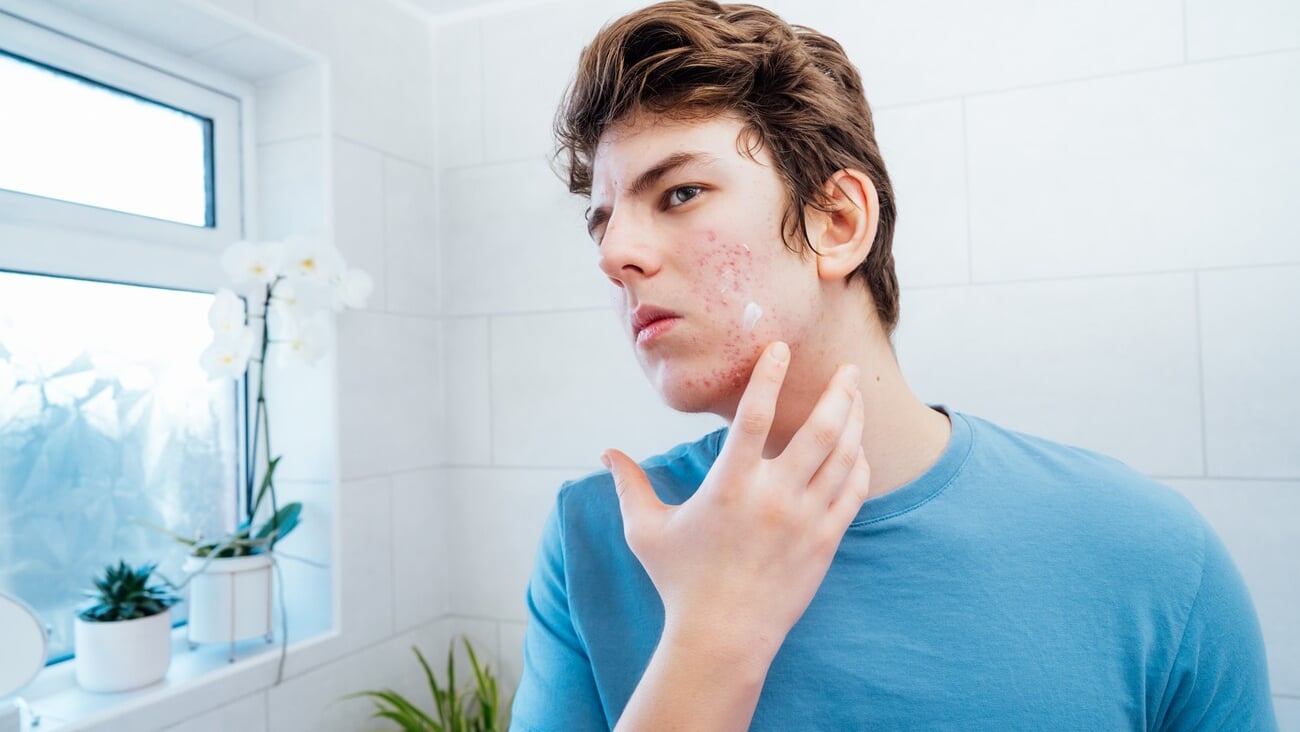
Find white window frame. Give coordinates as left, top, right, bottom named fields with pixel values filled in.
left=0, top=9, right=244, bottom=253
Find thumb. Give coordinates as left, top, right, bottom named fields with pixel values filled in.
left=601, top=449, right=665, bottom=543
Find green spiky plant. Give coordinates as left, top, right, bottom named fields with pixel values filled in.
left=78, top=560, right=179, bottom=622
left=347, top=636, right=509, bottom=732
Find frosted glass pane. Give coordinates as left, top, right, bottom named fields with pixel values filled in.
left=0, top=51, right=212, bottom=227
left=0, top=271, right=239, bottom=663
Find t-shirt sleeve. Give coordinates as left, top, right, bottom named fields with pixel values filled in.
left=1153, top=519, right=1278, bottom=731
left=509, top=491, right=608, bottom=732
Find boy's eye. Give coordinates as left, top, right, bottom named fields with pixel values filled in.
left=667, top=185, right=702, bottom=207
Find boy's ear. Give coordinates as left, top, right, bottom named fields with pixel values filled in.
left=806, top=168, right=880, bottom=281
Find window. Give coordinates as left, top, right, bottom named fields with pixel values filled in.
left=0, top=50, right=214, bottom=227
left=0, top=270, right=241, bottom=663
left=0, top=9, right=249, bottom=665
left=0, top=9, right=241, bottom=248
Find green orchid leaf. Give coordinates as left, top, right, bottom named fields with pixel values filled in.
left=255, top=501, right=302, bottom=543
left=249, top=455, right=282, bottom=518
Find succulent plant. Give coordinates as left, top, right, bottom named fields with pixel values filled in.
left=79, top=560, right=179, bottom=622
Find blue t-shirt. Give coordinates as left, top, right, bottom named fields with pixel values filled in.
left=510, top=408, right=1277, bottom=730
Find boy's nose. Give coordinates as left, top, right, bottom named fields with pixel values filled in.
left=597, top=211, right=662, bottom=285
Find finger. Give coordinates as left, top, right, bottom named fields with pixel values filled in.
left=721, top=341, right=791, bottom=465
left=780, top=363, right=860, bottom=483
left=828, top=447, right=872, bottom=526
left=807, top=388, right=864, bottom=501
left=602, top=449, right=667, bottom=552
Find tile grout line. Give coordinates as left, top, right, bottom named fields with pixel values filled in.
left=1193, top=271, right=1209, bottom=477
left=388, top=476, right=398, bottom=636
left=874, top=46, right=1300, bottom=112
left=334, top=133, right=433, bottom=171
left=925, top=260, right=1300, bottom=291
left=380, top=154, right=390, bottom=314
left=487, top=315, right=496, bottom=467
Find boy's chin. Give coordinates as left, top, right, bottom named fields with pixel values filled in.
left=655, top=378, right=739, bottom=417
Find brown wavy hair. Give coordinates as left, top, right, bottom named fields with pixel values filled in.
left=555, top=0, right=900, bottom=333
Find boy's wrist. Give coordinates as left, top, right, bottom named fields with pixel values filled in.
left=661, top=614, right=784, bottom=679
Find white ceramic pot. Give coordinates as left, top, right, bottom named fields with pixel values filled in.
left=183, top=554, right=273, bottom=646
left=74, top=609, right=172, bottom=692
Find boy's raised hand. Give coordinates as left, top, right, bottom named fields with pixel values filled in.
left=602, top=340, right=871, bottom=662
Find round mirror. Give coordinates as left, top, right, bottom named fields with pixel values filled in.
left=0, top=592, right=47, bottom=698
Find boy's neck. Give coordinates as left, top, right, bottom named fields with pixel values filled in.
left=756, top=299, right=952, bottom=500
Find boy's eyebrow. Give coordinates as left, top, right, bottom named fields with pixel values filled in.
left=586, top=150, right=718, bottom=237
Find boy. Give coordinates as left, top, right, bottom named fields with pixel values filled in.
left=511, top=1, right=1276, bottom=729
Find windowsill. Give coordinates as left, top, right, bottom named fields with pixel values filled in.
left=15, top=612, right=333, bottom=731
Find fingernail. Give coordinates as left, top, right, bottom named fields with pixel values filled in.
left=771, top=341, right=790, bottom=363
left=600, top=452, right=612, bottom=470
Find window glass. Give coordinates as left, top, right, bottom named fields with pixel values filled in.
left=0, top=50, right=213, bottom=227
left=0, top=270, right=239, bottom=663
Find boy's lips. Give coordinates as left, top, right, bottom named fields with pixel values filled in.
left=631, top=305, right=681, bottom=343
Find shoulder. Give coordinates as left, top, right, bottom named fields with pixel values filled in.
left=957, top=412, right=1211, bottom=572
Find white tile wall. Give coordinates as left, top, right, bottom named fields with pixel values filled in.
left=256, top=65, right=324, bottom=145
left=256, top=0, right=437, bottom=166
left=1278, top=696, right=1300, bottom=732
left=766, top=0, right=1184, bottom=107
left=1166, top=479, right=1300, bottom=697
left=331, top=139, right=389, bottom=310
left=490, top=309, right=725, bottom=468
left=894, top=274, right=1204, bottom=476
left=383, top=156, right=441, bottom=316
left=439, top=157, right=603, bottom=314
left=1186, top=0, right=1300, bottom=60
left=965, top=52, right=1300, bottom=282
left=157, top=691, right=267, bottom=732
left=1199, top=266, right=1300, bottom=478
left=434, top=19, right=484, bottom=169
left=477, top=0, right=641, bottom=164
left=873, top=100, right=970, bottom=288
left=337, top=311, right=442, bottom=479
left=256, top=136, right=326, bottom=241
left=263, top=352, right=336, bottom=484
left=497, top=620, right=527, bottom=705
left=445, top=468, right=576, bottom=620
left=392, top=469, right=451, bottom=631
left=336, top=476, right=396, bottom=654
left=442, top=317, right=492, bottom=465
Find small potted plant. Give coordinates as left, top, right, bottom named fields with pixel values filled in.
left=74, top=560, right=179, bottom=693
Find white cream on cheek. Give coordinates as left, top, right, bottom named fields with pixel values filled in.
left=743, top=301, right=764, bottom=331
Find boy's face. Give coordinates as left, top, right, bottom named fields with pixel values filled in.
left=589, top=113, right=824, bottom=419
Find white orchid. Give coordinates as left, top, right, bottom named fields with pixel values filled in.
left=199, top=327, right=257, bottom=379
left=207, top=288, right=246, bottom=336
left=220, top=240, right=284, bottom=289
left=269, top=310, right=329, bottom=367
left=280, top=235, right=344, bottom=285
left=272, top=277, right=333, bottom=318
left=331, top=268, right=373, bottom=311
